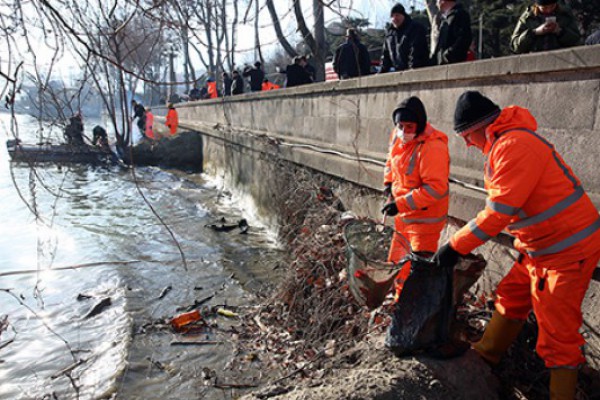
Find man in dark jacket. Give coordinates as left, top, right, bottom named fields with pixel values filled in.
left=300, top=56, right=317, bottom=82
left=64, top=114, right=85, bottom=145
left=511, top=0, right=580, bottom=54
left=280, top=57, right=313, bottom=88
left=333, top=29, right=371, bottom=79
left=231, top=70, right=245, bottom=95
left=222, top=72, right=233, bottom=96
left=431, top=0, right=472, bottom=65
left=380, top=4, right=429, bottom=73
left=131, top=100, right=146, bottom=137
left=242, top=61, right=265, bottom=92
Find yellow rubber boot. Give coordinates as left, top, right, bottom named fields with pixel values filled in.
left=472, top=311, right=525, bottom=365
left=550, top=368, right=578, bottom=400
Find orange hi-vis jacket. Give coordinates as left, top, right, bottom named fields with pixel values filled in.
left=262, top=81, right=280, bottom=91
left=450, top=106, right=600, bottom=265
left=165, top=108, right=178, bottom=135
left=207, top=81, right=218, bottom=98
left=384, top=123, right=450, bottom=236
left=145, top=111, right=155, bottom=139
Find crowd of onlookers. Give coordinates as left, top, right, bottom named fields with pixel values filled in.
left=175, top=0, right=599, bottom=100
left=333, top=0, right=597, bottom=80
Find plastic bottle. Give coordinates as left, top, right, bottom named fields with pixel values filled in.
left=170, top=309, right=201, bottom=331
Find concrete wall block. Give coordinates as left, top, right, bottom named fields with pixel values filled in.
left=336, top=95, right=361, bottom=118
left=336, top=116, right=359, bottom=147
left=525, top=81, right=599, bottom=130
left=367, top=118, right=392, bottom=153
left=543, top=128, right=600, bottom=194
left=303, top=117, right=336, bottom=142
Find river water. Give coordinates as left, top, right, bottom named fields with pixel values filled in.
left=0, top=113, right=284, bottom=399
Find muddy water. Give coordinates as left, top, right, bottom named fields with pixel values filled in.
left=0, top=113, right=285, bottom=399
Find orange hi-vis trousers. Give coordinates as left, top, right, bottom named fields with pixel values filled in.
left=495, top=250, right=600, bottom=368
left=388, top=230, right=441, bottom=302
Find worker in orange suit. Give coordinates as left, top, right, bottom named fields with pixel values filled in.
left=434, top=91, right=600, bottom=400
left=165, top=103, right=178, bottom=135
left=207, top=78, right=218, bottom=99
left=382, top=96, right=450, bottom=352
left=145, top=107, right=156, bottom=140
left=261, top=78, right=280, bottom=91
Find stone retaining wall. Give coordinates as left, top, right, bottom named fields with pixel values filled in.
left=154, top=45, right=600, bottom=368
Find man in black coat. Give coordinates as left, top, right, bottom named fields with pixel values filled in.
left=64, top=114, right=85, bottom=145
left=280, top=57, right=313, bottom=88
left=380, top=4, right=429, bottom=73
left=131, top=100, right=146, bottom=135
left=231, top=70, right=245, bottom=95
left=242, top=61, right=265, bottom=92
left=222, top=72, right=233, bottom=96
left=333, top=29, right=371, bottom=79
left=431, top=0, right=472, bottom=65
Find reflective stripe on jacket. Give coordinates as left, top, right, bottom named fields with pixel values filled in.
left=384, top=123, right=450, bottom=234
left=450, top=106, right=600, bottom=265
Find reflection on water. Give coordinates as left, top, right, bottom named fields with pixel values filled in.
left=0, top=113, right=283, bottom=399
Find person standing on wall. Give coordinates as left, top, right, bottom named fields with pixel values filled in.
left=206, top=78, right=218, bottom=99
left=333, top=28, right=371, bottom=79
left=511, top=0, right=580, bottom=54
left=435, top=91, right=600, bottom=400
left=243, top=61, right=265, bottom=92
left=262, top=78, right=280, bottom=91
left=222, top=72, right=233, bottom=96
left=381, top=96, right=450, bottom=353
left=165, top=103, right=179, bottom=136
left=431, top=0, right=472, bottom=65
left=231, top=70, right=245, bottom=95
left=279, top=57, right=313, bottom=88
left=379, top=3, right=429, bottom=73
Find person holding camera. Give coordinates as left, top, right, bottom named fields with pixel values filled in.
left=511, top=0, right=580, bottom=54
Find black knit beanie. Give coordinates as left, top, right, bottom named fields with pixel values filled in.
left=536, top=0, right=557, bottom=5
left=392, top=96, right=427, bottom=134
left=454, top=91, right=501, bottom=135
left=390, top=3, right=406, bottom=16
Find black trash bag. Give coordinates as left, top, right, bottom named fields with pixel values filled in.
left=385, top=255, right=454, bottom=356
left=385, top=253, right=486, bottom=358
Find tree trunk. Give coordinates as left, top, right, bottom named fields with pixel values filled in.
left=265, top=0, right=298, bottom=58
left=312, top=0, right=326, bottom=82
left=425, top=0, right=441, bottom=56
left=254, top=0, right=264, bottom=65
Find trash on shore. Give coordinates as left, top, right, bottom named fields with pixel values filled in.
left=157, top=285, right=172, bottom=300
left=83, top=297, right=112, bottom=319
left=217, top=308, right=239, bottom=318
left=170, top=309, right=202, bottom=332
left=205, top=217, right=249, bottom=234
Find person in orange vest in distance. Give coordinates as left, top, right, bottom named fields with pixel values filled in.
left=145, top=107, right=156, bottom=140
left=381, top=96, right=450, bottom=353
left=165, top=103, right=178, bottom=135
left=206, top=77, right=218, bottom=99
left=261, top=78, right=280, bottom=91
left=434, top=91, right=600, bottom=400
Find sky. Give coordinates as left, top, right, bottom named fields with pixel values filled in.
left=0, top=0, right=421, bottom=86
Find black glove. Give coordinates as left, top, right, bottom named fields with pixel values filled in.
left=383, top=183, right=392, bottom=198
left=434, top=242, right=461, bottom=270
left=381, top=201, right=399, bottom=217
